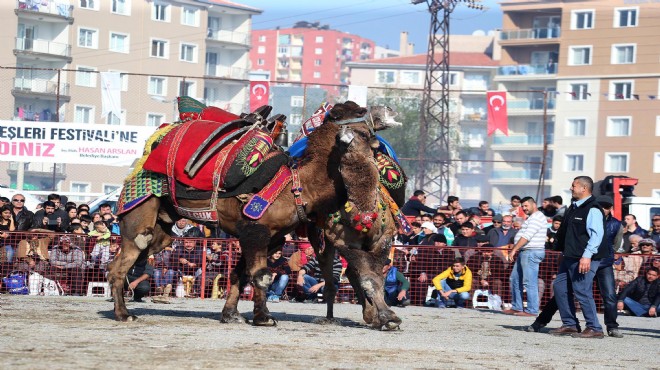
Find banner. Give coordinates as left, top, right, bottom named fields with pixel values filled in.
left=100, top=72, right=122, bottom=119
left=249, top=81, right=269, bottom=112
left=487, top=91, right=508, bottom=136
left=0, top=121, right=156, bottom=166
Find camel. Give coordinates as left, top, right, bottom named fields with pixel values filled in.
left=107, top=102, right=394, bottom=325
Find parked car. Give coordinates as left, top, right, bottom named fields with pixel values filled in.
left=87, top=187, right=122, bottom=215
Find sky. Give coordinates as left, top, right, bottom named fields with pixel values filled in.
left=238, top=0, right=503, bottom=54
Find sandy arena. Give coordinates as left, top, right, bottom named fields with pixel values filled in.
left=0, top=295, right=658, bottom=369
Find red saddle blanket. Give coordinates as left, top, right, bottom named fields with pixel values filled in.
left=142, top=119, right=273, bottom=191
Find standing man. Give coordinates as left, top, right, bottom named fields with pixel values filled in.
left=504, top=197, right=547, bottom=316
left=550, top=176, right=607, bottom=338
left=10, top=194, right=34, bottom=231
left=401, top=190, right=438, bottom=217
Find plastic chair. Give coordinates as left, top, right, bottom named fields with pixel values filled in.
left=87, top=282, right=111, bottom=298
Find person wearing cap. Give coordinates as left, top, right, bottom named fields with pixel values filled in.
left=288, top=241, right=314, bottom=272
left=482, top=214, right=502, bottom=235
left=408, top=222, right=448, bottom=305
left=418, top=221, right=447, bottom=246
left=383, top=260, right=410, bottom=307
left=49, top=235, right=85, bottom=295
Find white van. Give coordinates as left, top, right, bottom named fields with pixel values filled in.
left=87, top=187, right=123, bottom=214
left=0, top=186, right=43, bottom=211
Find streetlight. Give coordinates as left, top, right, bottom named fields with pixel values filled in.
left=150, top=95, right=177, bottom=123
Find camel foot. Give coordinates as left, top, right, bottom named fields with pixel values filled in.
left=221, top=309, right=247, bottom=324
left=116, top=314, right=138, bottom=322
left=252, top=314, right=277, bottom=327
left=313, top=317, right=343, bottom=326
left=379, top=320, right=401, bottom=331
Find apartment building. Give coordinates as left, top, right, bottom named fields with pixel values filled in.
left=250, top=22, right=375, bottom=93
left=348, top=51, right=498, bottom=207
left=1, top=0, right=260, bottom=197
left=498, top=0, right=660, bottom=202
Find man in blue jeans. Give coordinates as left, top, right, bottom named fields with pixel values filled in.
left=431, top=257, right=472, bottom=308
left=503, top=197, right=547, bottom=316
left=617, top=266, right=659, bottom=317
left=550, top=176, right=607, bottom=338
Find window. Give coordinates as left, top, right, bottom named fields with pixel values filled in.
left=152, top=3, right=170, bottom=22
left=109, top=32, right=128, bottom=53
left=112, top=0, right=130, bottom=15
left=315, top=36, right=323, bottom=43
left=179, top=80, right=195, bottom=97
left=148, top=76, right=166, bottom=96
left=313, top=71, right=321, bottom=79
left=654, top=153, right=660, bottom=173
left=278, top=35, right=290, bottom=44
left=610, top=81, right=633, bottom=100
left=447, top=72, right=458, bottom=86
left=615, top=7, right=638, bottom=27
left=181, top=7, right=199, bottom=26
left=314, top=59, right=321, bottom=66
left=314, top=48, right=322, bottom=55
left=566, top=118, right=586, bottom=136
left=569, top=46, right=591, bottom=65
left=78, top=28, right=98, bottom=48
left=572, top=10, right=594, bottom=29
left=612, top=44, right=635, bottom=64
left=147, top=113, right=164, bottom=127
left=75, top=66, right=97, bottom=87
left=103, top=184, right=121, bottom=194
left=180, top=43, right=197, bottom=62
left=258, top=35, right=266, bottom=42
left=257, top=59, right=264, bottom=66
left=376, top=70, right=395, bottom=84
left=607, top=117, right=631, bottom=136
left=291, top=96, right=304, bottom=107
left=565, top=154, right=584, bottom=172
left=289, top=114, right=302, bottom=126
left=605, top=153, right=629, bottom=172
left=569, top=83, right=589, bottom=100
left=80, top=0, right=98, bottom=10
left=151, top=39, right=168, bottom=58
left=400, top=71, right=422, bottom=85
left=257, top=46, right=265, bottom=54
left=70, top=182, right=90, bottom=202
left=74, top=105, right=94, bottom=123
left=106, top=111, right=124, bottom=125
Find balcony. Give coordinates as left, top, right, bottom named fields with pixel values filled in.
left=490, top=168, right=552, bottom=182
left=507, top=97, right=556, bottom=115
left=16, top=1, right=74, bottom=23
left=499, top=27, right=560, bottom=42
left=12, top=77, right=70, bottom=101
left=492, top=134, right=553, bottom=147
left=14, top=37, right=72, bottom=62
left=495, top=63, right=557, bottom=80
left=205, top=65, right=248, bottom=80
left=456, top=162, right=484, bottom=175
left=460, top=112, right=486, bottom=121
left=207, top=29, right=250, bottom=47
left=460, top=136, right=486, bottom=148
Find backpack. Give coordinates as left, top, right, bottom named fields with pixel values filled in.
left=3, top=271, right=29, bottom=295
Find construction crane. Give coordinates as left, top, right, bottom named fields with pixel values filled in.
left=412, top=0, right=484, bottom=202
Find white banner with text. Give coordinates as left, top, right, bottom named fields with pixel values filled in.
left=0, top=121, right=157, bottom=166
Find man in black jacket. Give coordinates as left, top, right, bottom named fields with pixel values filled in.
left=10, top=194, right=34, bottom=231
left=401, top=190, right=438, bottom=216
left=617, top=266, right=658, bottom=317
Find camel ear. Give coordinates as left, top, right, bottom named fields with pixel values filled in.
left=339, top=145, right=379, bottom=213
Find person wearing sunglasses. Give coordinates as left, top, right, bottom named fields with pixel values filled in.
left=10, top=194, right=34, bottom=231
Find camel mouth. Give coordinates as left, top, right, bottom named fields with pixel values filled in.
left=338, top=126, right=356, bottom=145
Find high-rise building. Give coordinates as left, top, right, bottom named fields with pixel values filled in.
left=498, top=0, right=660, bottom=202
left=250, top=22, right=375, bottom=92
left=1, top=0, right=260, bottom=197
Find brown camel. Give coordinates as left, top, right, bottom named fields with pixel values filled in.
left=107, top=102, right=390, bottom=325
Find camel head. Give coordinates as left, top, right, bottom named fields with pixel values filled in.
left=368, top=106, right=402, bottom=132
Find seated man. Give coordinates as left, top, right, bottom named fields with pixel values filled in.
left=266, top=249, right=291, bottom=303
left=473, top=246, right=506, bottom=298
left=383, top=260, right=410, bottom=307
left=49, top=235, right=86, bottom=295
left=431, top=257, right=472, bottom=308
left=617, top=266, right=659, bottom=317
left=125, top=254, right=154, bottom=302
left=295, top=251, right=342, bottom=302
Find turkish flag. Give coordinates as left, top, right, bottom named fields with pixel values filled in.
left=487, top=91, right=508, bottom=136
left=249, top=81, right=269, bottom=112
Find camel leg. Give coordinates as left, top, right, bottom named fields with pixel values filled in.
left=108, top=197, right=162, bottom=321
left=221, top=256, right=248, bottom=324
left=241, top=224, right=276, bottom=326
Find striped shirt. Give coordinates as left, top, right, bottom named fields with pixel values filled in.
left=513, top=210, right=547, bottom=250
left=301, top=255, right=343, bottom=282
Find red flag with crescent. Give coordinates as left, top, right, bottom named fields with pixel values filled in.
left=487, top=91, right=508, bottom=136
left=250, top=81, right=270, bottom=112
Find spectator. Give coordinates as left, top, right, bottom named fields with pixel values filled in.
left=65, top=206, right=78, bottom=221
left=0, top=205, right=16, bottom=263
left=91, top=212, right=103, bottom=223
left=90, top=238, right=119, bottom=271
left=383, top=260, right=410, bottom=307
left=476, top=200, right=495, bottom=217
left=266, top=249, right=291, bottom=303
left=49, top=235, right=85, bottom=295
left=152, top=244, right=175, bottom=297
left=546, top=215, right=562, bottom=250
left=15, top=233, right=52, bottom=273
left=449, top=210, right=470, bottom=236
left=469, top=214, right=485, bottom=236
left=551, top=195, right=567, bottom=217
left=551, top=176, right=606, bottom=338
left=102, top=214, right=120, bottom=235
left=77, top=204, right=90, bottom=215
left=288, top=242, right=314, bottom=272
left=171, top=218, right=192, bottom=250
left=418, top=222, right=447, bottom=246
left=33, top=200, right=66, bottom=232
left=509, top=195, right=526, bottom=220
left=482, top=214, right=502, bottom=235
left=295, top=251, right=342, bottom=302
left=504, top=197, right=547, bottom=316
left=632, top=239, right=658, bottom=272
left=650, top=215, right=660, bottom=245
left=432, top=213, right=453, bottom=246
left=173, top=227, right=206, bottom=297
left=10, top=194, right=34, bottom=231
left=540, top=197, right=557, bottom=218
left=79, top=215, right=92, bottom=234
left=125, top=254, right=154, bottom=302
left=512, top=219, right=523, bottom=230
left=431, top=257, right=472, bottom=308
left=620, top=214, right=649, bottom=252
left=486, top=214, right=517, bottom=261
left=46, top=193, right=70, bottom=227
left=89, top=220, right=111, bottom=245
left=401, top=190, right=438, bottom=217
left=473, top=247, right=506, bottom=298
left=99, top=203, right=114, bottom=217
left=453, top=222, right=478, bottom=247
left=400, top=221, right=424, bottom=245
left=617, top=267, right=659, bottom=317
left=0, top=196, right=9, bottom=208
left=438, top=195, right=462, bottom=220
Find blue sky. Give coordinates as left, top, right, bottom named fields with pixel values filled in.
left=239, top=0, right=503, bottom=54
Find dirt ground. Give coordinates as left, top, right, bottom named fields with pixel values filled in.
left=0, top=295, right=658, bottom=369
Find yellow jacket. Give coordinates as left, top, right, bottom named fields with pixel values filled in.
left=432, top=266, right=472, bottom=293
